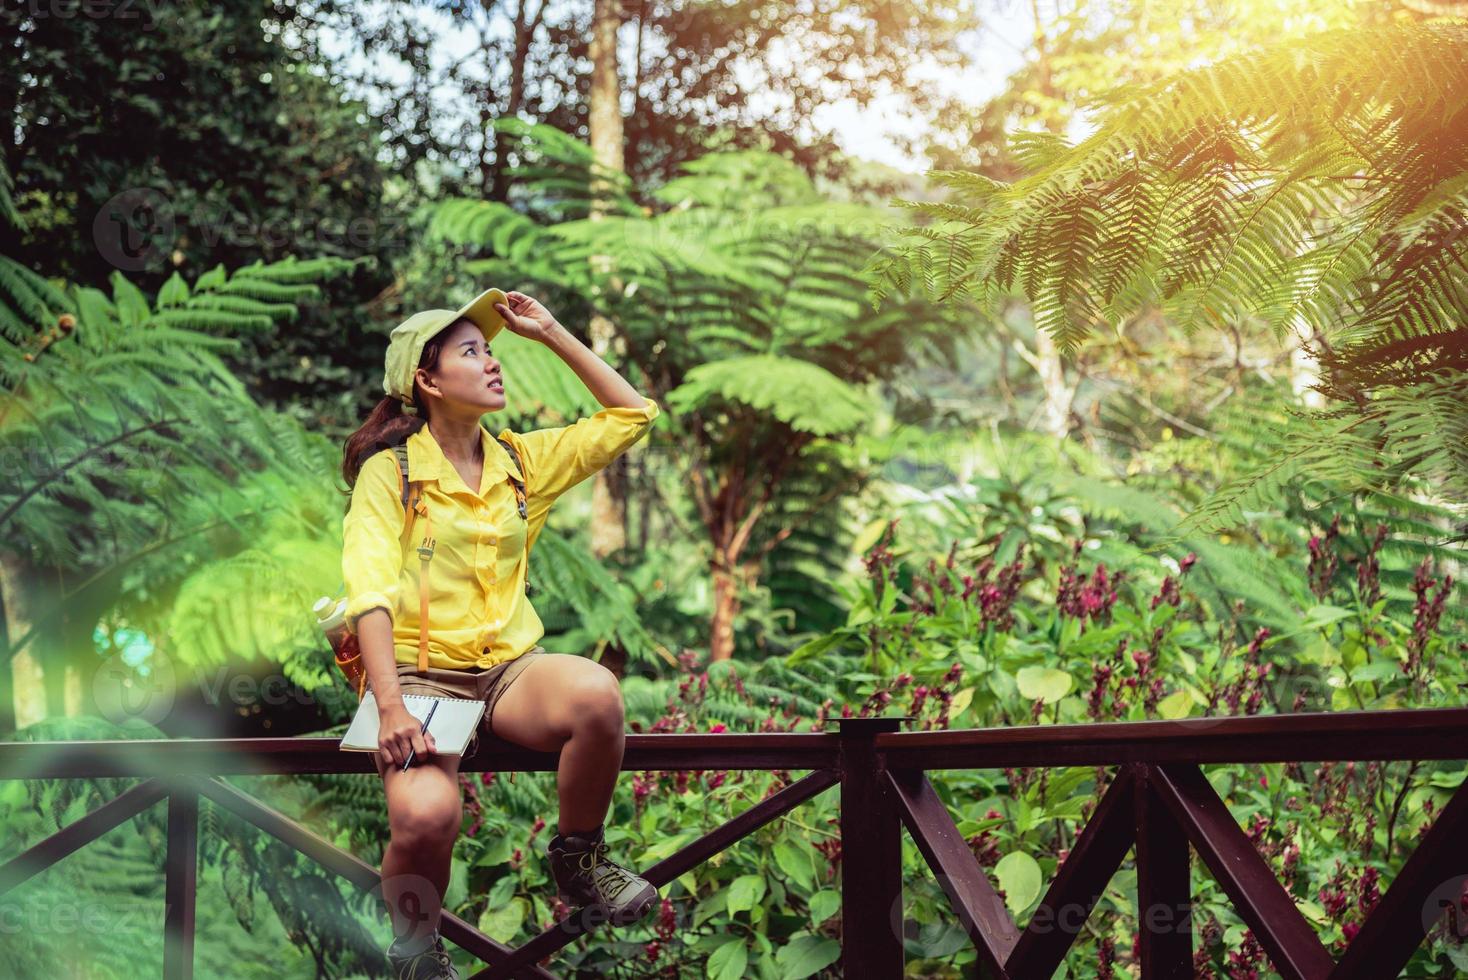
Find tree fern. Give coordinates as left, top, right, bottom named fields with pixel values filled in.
left=872, top=20, right=1468, bottom=502
left=426, top=127, right=968, bottom=660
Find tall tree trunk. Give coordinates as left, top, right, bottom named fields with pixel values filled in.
left=1033, top=326, right=1075, bottom=437
left=587, top=0, right=630, bottom=557
left=709, top=558, right=738, bottom=662
left=0, top=551, right=44, bottom=730
left=0, top=554, right=16, bottom=734
left=488, top=0, right=545, bottom=203
left=1027, top=0, right=1077, bottom=438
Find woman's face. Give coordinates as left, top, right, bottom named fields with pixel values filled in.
left=415, top=318, right=506, bottom=416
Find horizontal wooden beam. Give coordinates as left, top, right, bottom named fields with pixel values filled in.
left=879, top=708, right=1468, bottom=769
left=4, top=709, right=1468, bottom=780
left=0, top=733, right=841, bottom=779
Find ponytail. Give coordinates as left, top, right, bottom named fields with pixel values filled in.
left=340, top=395, right=425, bottom=491
left=340, top=325, right=453, bottom=492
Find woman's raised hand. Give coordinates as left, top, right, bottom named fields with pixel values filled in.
left=493, top=291, right=561, bottom=344
left=378, top=703, right=436, bottom=768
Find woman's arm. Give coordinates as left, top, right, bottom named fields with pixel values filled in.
left=541, top=321, right=644, bottom=408
left=357, top=609, right=404, bottom=709
left=361, top=607, right=434, bottom=765
left=494, top=291, right=646, bottom=409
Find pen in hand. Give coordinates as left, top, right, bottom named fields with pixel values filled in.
left=402, top=701, right=438, bottom=772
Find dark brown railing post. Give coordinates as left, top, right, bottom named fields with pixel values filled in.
left=164, top=786, right=198, bottom=980
left=837, top=715, right=910, bottom=979
left=1132, top=764, right=1191, bottom=978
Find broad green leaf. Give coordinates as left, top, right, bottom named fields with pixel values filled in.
left=808, top=889, right=841, bottom=926
left=478, top=897, right=526, bottom=943
left=474, top=836, right=514, bottom=867
left=1015, top=666, right=1073, bottom=704
left=443, top=856, right=468, bottom=913
left=707, top=938, right=748, bottom=980
left=774, top=841, right=814, bottom=889
left=774, top=935, right=841, bottom=979
left=1297, top=900, right=1327, bottom=925
left=1305, top=605, right=1353, bottom=629
left=1157, top=690, right=1193, bottom=719
left=995, top=851, right=1042, bottom=915
left=1349, top=661, right=1401, bottom=684
left=485, top=875, right=517, bottom=909
left=727, top=874, right=767, bottom=914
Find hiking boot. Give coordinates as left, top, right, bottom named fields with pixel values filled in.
left=386, top=928, right=460, bottom=980
left=546, top=825, right=657, bottom=927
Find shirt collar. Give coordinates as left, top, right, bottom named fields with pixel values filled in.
left=405, top=423, right=522, bottom=494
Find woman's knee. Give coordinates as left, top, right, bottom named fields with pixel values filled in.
left=388, top=781, right=462, bottom=850
left=566, top=666, right=624, bottom=733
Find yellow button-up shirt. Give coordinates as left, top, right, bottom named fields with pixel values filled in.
left=342, top=396, right=660, bottom=669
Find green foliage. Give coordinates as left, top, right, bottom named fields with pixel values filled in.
left=426, top=126, right=967, bottom=659
left=524, top=532, right=661, bottom=665
left=0, top=236, right=359, bottom=678
left=873, top=20, right=1468, bottom=501
left=666, top=356, right=873, bottom=436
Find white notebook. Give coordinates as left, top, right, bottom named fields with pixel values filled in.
left=339, top=690, right=486, bottom=756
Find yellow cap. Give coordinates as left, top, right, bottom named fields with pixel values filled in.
left=382, top=287, right=508, bottom=411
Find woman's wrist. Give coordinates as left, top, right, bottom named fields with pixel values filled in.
left=539, top=319, right=573, bottom=349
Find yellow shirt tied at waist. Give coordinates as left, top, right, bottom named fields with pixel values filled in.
left=342, top=396, right=660, bottom=670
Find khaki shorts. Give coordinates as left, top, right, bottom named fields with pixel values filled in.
left=375, top=645, right=551, bottom=761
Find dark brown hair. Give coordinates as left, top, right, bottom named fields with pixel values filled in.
left=340, top=327, right=454, bottom=491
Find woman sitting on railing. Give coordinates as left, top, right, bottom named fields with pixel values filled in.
left=339, top=288, right=661, bottom=979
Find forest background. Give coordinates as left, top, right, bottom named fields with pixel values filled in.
left=1, top=0, right=1465, bottom=977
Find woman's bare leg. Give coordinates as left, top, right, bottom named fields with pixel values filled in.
left=375, top=750, right=463, bottom=947
left=488, top=654, right=626, bottom=835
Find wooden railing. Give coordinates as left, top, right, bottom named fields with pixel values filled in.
left=2, top=708, right=1467, bottom=978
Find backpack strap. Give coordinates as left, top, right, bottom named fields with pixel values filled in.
left=389, top=444, right=434, bottom=674
left=494, top=435, right=536, bottom=598
left=392, top=445, right=411, bottom=512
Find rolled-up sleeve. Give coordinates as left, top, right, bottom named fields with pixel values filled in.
left=503, top=396, right=660, bottom=510
left=342, top=450, right=406, bottom=634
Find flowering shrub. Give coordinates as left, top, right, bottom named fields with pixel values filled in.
left=456, top=513, right=1463, bottom=978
